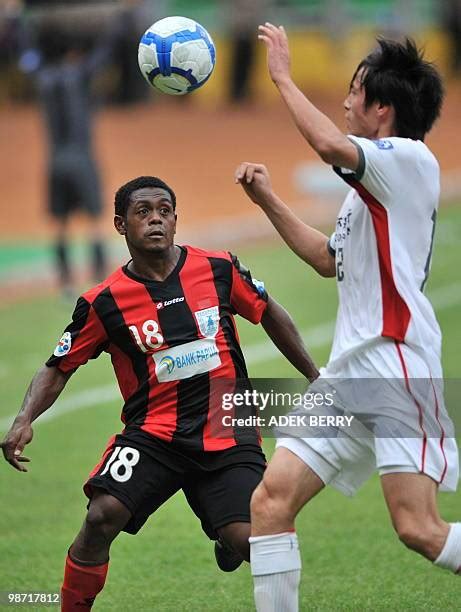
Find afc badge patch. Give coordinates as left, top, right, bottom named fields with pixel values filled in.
left=53, top=331, right=72, bottom=357
left=194, top=306, right=219, bottom=338
left=373, top=139, right=394, bottom=150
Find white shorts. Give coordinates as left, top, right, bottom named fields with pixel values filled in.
left=276, top=339, right=459, bottom=496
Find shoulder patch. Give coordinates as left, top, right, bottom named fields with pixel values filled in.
left=53, top=331, right=72, bottom=357
left=372, top=139, right=394, bottom=150
left=251, top=278, right=266, bottom=296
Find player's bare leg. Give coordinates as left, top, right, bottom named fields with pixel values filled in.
left=381, top=472, right=461, bottom=572
left=87, top=215, right=107, bottom=283
left=249, top=447, right=325, bottom=612
left=61, top=489, right=132, bottom=611
left=214, top=521, right=251, bottom=572
left=54, top=216, right=72, bottom=298
left=218, top=521, right=251, bottom=560
left=70, top=489, right=131, bottom=562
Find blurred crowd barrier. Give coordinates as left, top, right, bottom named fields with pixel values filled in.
left=0, top=0, right=459, bottom=107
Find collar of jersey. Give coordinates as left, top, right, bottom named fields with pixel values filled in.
left=122, top=245, right=187, bottom=285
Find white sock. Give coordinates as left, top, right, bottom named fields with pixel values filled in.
left=434, top=523, right=461, bottom=574
left=250, top=532, right=301, bottom=612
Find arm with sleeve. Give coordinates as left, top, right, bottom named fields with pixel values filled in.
left=334, top=136, right=421, bottom=205
left=46, top=296, right=109, bottom=373
left=229, top=254, right=269, bottom=324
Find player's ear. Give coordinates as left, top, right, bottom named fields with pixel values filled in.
left=377, top=101, right=392, bottom=118
left=174, top=213, right=177, bottom=234
left=377, top=102, right=395, bottom=133
left=114, top=215, right=126, bottom=235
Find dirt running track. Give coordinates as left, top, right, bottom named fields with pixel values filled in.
left=1, top=82, right=461, bottom=244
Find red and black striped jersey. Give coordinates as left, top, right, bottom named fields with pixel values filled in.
left=46, top=246, right=268, bottom=451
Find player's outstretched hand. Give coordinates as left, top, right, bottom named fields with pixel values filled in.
left=235, top=162, right=274, bottom=208
left=0, top=420, right=33, bottom=472
left=258, top=22, right=291, bottom=86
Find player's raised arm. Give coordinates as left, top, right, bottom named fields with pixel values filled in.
left=235, top=162, right=336, bottom=277
left=258, top=22, right=359, bottom=171
left=261, top=297, right=319, bottom=382
left=0, top=365, right=72, bottom=471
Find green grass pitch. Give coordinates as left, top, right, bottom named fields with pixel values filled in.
left=1, top=205, right=460, bottom=611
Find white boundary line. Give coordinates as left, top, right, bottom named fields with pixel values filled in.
left=1, top=281, right=460, bottom=432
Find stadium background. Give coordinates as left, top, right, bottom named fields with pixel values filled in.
left=1, top=1, right=460, bottom=610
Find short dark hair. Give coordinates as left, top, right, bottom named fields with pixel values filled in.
left=353, top=38, right=444, bottom=140
left=114, top=176, right=177, bottom=216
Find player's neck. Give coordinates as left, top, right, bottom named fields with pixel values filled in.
left=376, top=127, right=396, bottom=139
left=128, top=245, right=181, bottom=281
left=374, top=118, right=397, bottom=139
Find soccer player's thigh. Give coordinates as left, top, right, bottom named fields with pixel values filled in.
left=257, top=445, right=325, bottom=514
left=380, top=470, right=440, bottom=526
left=241, top=435, right=371, bottom=536
left=85, top=434, right=184, bottom=534
left=183, top=458, right=265, bottom=544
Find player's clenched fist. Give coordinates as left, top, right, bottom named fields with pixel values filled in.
left=258, top=22, right=291, bottom=86
left=234, top=163, right=274, bottom=207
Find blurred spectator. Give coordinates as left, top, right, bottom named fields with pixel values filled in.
left=222, top=0, right=271, bottom=104
left=0, top=0, right=30, bottom=99
left=107, top=0, right=168, bottom=105
left=33, top=21, right=112, bottom=298
left=442, top=0, right=461, bottom=74
left=0, top=0, right=22, bottom=65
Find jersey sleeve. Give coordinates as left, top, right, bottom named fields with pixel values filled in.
left=229, top=254, right=268, bottom=324
left=333, top=136, right=416, bottom=205
left=327, top=231, right=337, bottom=256
left=46, top=296, right=109, bottom=373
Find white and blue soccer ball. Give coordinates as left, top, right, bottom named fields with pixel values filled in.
left=138, top=16, right=216, bottom=96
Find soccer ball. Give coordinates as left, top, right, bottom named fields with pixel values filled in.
left=138, top=16, right=216, bottom=96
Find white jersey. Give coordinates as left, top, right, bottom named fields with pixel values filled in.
left=278, top=137, right=458, bottom=495
left=328, top=136, right=442, bottom=371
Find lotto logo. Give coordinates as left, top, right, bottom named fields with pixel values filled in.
left=156, top=297, right=184, bottom=310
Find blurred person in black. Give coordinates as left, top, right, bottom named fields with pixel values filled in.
left=0, top=0, right=23, bottom=68
left=442, top=0, right=461, bottom=74
left=107, top=0, right=168, bottom=105
left=34, top=21, right=110, bottom=298
left=0, top=0, right=33, bottom=100
left=222, top=0, right=271, bottom=104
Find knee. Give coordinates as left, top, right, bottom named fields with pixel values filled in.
left=250, top=480, right=296, bottom=526
left=84, top=496, right=128, bottom=542
left=394, top=516, right=443, bottom=559
left=250, top=481, right=269, bottom=520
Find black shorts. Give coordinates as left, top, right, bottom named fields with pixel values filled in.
left=49, top=149, right=102, bottom=219
left=84, top=430, right=266, bottom=537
